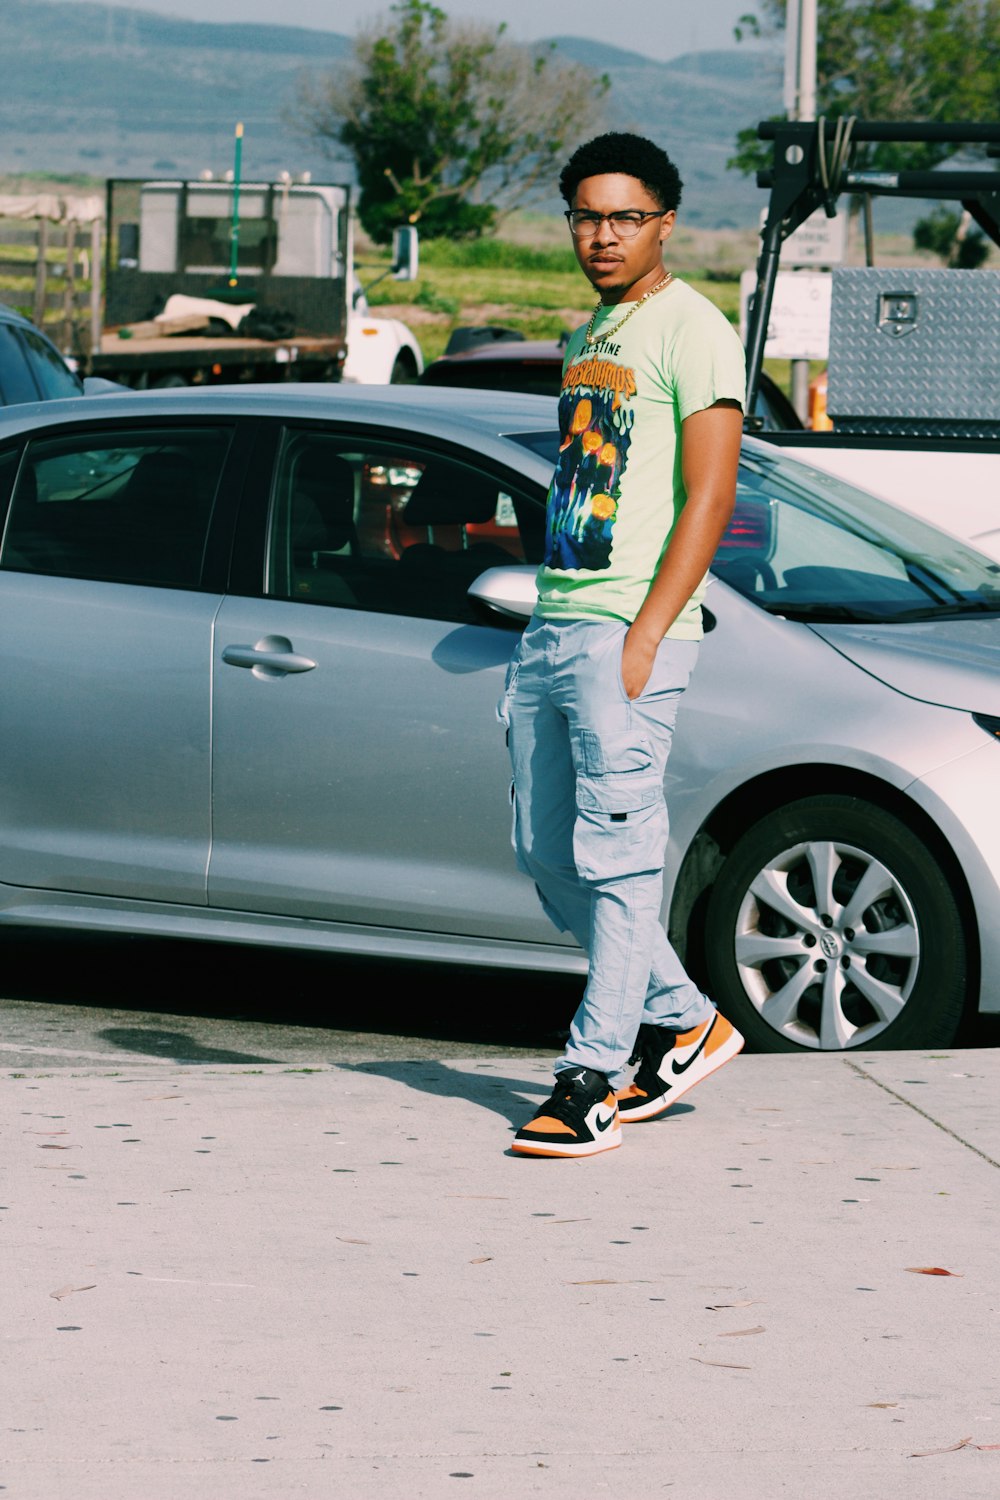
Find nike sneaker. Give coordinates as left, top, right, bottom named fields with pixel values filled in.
left=616, top=1012, right=744, bottom=1123
left=512, top=1067, right=622, bottom=1158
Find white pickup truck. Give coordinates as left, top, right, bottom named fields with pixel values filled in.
left=91, top=177, right=424, bottom=390
left=744, top=119, right=1000, bottom=559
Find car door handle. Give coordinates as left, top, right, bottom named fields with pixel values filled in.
left=222, top=636, right=317, bottom=678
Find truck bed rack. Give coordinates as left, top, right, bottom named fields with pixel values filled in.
left=744, top=119, right=1000, bottom=427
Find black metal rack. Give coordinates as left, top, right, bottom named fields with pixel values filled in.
left=743, top=119, right=1000, bottom=424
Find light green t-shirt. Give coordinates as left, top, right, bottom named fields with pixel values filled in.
left=534, top=278, right=746, bottom=637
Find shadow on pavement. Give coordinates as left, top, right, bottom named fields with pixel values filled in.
left=343, top=1057, right=696, bottom=1133
left=96, top=1026, right=280, bottom=1066
left=343, top=1058, right=552, bottom=1130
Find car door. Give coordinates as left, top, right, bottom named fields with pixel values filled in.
left=0, top=419, right=242, bottom=903
left=208, top=420, right=569, bottom=946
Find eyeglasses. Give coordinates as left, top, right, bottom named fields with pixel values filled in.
left=564, top=210, right=663, bottom=238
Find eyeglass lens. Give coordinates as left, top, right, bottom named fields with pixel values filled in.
left=567, top=212, right=656, bottom=237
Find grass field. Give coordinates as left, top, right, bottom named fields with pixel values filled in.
left=361, top=222, right=748, bottom=364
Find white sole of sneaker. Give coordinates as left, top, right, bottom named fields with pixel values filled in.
left=619, top=1026, right=745, bottom=1123
left=511, top=1127, right=623, bottom=1158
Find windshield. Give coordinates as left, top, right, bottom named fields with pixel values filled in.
left=506, top=431, right=1000, bottom=624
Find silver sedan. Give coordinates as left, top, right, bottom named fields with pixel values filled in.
left=0, top=384, right=998, bottom=1053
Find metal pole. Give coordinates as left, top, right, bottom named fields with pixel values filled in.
left=790, top=0, right=818, bottom=423
left=797, top=0, right=817, bottom=122
left=33, top=218, right=48, bottom=328
left=229, top=121, right=243, bottom=288
left=745, top=217, right=785, bottom=420
left=783, top=0, right=800, bottom=116
left=89, top=217, right=103, bottom=365
left=62, top=219, right=76, bottom=353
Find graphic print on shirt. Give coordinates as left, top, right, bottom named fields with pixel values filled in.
left=544, top=368, right=635, bottom=572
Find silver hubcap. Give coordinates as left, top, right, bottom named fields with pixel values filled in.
left=733, top=838, right=920, bottom=1050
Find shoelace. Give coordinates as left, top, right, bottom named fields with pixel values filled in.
left=627, top=1024, right=655, bottom=1068
left=538, top=1077, right=600, bottom=1129
left=628, top=1024, right=676, bottom=1074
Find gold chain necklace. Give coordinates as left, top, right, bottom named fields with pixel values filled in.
left=584, top=272, right=673, bottom=346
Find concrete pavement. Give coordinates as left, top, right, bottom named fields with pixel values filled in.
left=4, top=1045, right=999, bottom=1498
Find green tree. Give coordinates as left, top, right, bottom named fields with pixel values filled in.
left=914, top=206, right=990, bottom=265
left=299, top=0, right=609, bottom=244
left=729, top=0, right=1000, bottom=176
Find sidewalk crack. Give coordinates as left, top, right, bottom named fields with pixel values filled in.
left=844, top=1059, right=1000, bottom=1169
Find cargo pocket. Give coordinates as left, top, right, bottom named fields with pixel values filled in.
left=573, top=730, right=667, bottom=883
left=496, top=651, right=521, bottom=736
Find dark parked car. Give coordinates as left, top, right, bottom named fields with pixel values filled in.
left=0, top=304, right=85, bottom=404
left=419, top=327, right=803, bottom=430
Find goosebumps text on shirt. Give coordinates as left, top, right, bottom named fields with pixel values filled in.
left=534, top=279, right=747, bottom=639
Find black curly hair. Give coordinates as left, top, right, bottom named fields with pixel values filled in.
left=559, top=132, right=683, bottom=213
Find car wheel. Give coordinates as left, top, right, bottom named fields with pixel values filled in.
left=389, top=355, right=417, bottom=385
left=703, top=795, right=967, bottom=1052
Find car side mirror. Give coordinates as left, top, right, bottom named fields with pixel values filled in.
left=467, top=564, right=537, bottom=622
left=391, top=225, right=419, bottom=282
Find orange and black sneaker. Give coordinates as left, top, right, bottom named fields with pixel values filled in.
left=512, top=1067, right=622, bottom=1158
left=615, top=1012, right=744, bottom=1123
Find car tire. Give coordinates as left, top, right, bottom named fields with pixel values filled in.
left=389, top=355, right=417, bottom=385
left=703, top=795, right=967, bottom=1052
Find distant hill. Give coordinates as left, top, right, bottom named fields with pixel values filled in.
left=0, top=0, right=781, bottom=228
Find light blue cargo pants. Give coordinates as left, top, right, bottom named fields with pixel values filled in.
left=499, top=616, right=713, bottom=1088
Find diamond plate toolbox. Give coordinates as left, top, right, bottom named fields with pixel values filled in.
left=827, top=268, right=1000, bottom=436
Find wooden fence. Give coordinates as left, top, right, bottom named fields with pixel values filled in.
left=0, top=219, right=103, bottom=360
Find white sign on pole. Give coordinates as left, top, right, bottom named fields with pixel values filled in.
left=760, top=207, right=848, bottom=267
left=740, top=269, right=832, bottom=361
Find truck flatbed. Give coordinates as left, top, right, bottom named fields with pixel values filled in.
left=91, top=330, right=345, bottom=384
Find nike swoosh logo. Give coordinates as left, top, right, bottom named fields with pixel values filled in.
left=670, top=1015, right=717, bottom=1076
left=594, top=1110, right=616, bottom=1133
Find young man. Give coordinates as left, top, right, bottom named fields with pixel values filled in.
left=500, top=132, right=746, bottom=1158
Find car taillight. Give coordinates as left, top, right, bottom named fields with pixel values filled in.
left=717, top=498, right=774, bottom=555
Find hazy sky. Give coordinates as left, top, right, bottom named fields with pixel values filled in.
left=54, top=0, right=762, bottom=64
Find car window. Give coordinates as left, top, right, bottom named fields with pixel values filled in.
left=423, top=359, right=562, bottom=399
left=19, top=327, right=82, bottom=399
left=506, top=429, right=561, bottom=464
left=714, top=449, right=1000, bottom=622
left=266, top=428, right=541, bottom=623
left=0, top=426, right=233, bottom=588
left=0, top=323, right=42, bottom=404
